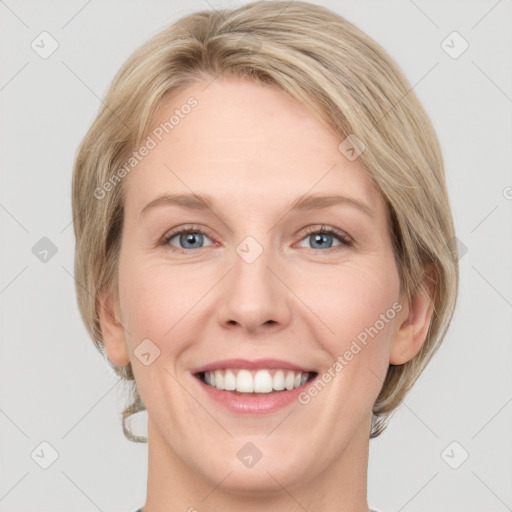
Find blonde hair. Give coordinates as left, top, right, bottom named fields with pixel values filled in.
left=72, top=0, right=459, bottom=441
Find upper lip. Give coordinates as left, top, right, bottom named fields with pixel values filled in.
left=191, top=358, right=317, bottom=374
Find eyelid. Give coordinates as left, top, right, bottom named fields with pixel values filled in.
left=161, top=223, right=354, bottom=251
left=161, top=224, right=214, bottom=245
left=296, top=224, right=353, bottom=247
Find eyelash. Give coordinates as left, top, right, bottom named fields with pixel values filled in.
left=161, top=224, right=353, bottom=254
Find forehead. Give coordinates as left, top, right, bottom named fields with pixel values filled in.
left=124, top=76, right=384, bottom=218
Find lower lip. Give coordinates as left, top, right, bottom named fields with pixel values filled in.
left=193, top=374, right=317, bottom=414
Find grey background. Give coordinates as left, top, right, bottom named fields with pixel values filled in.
left=1, top=0, right=511, bottom=511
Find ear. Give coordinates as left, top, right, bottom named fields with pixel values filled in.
left=98, top=285, right=130, bottom=366
left=389, top=264, right=436, bottom=365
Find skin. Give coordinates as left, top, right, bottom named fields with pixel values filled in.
left=99, top=76, right=434, bottom=512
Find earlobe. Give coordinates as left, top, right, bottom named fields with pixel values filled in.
left=98, top=286, right=131, bottom=366
left=390, top=264, right=436, bottom=365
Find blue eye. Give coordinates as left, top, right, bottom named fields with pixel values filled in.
left=163, top=227, right=213, bottom=251
left=297, top=225, right=353, bottom=250
left=161, top=224, right=353, bottom=253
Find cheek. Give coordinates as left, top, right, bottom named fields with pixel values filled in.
left=296, top=260, right=400, bottom=415
left=295, top=256, right=400, bottom=345
left=117, top=259, right=198, bottom=415
left=117, top=256, right=212, bottom=349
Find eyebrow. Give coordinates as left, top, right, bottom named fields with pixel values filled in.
left=140, top=192, right=374, bottom=219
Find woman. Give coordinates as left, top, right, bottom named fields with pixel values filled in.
left=71, top=2, right=459, bottom=510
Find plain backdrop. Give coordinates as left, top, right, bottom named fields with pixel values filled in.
left=1, top=1, right=511, bottom=511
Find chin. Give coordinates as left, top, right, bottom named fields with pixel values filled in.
left=193, top=439, right=313, bottom=495
left=205, top=464, right=305, bottom=497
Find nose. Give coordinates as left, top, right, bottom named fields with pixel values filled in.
left=216, top=241, right=292, bottom=335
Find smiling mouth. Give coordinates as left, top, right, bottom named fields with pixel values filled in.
left=195, top=368, right=318, bottom=394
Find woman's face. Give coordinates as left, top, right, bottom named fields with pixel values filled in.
left=104, top=76, right=409, bottom=494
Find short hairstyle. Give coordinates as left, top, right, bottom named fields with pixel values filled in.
left=72, top=0, right=459, bottom=441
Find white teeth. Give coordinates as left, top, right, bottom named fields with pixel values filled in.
left=224, top=369, right=236, bottom=390
left=236, top=369, right=254, bottom=392
left=214, top=370, right=224, bottom=389
left=273, top=370, right=285, bottom=390
left=285, top=371, right=295, bottom=391
left=203, top=369, right=311, bottom=393
left=253, top=370, right=273, bottom=393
